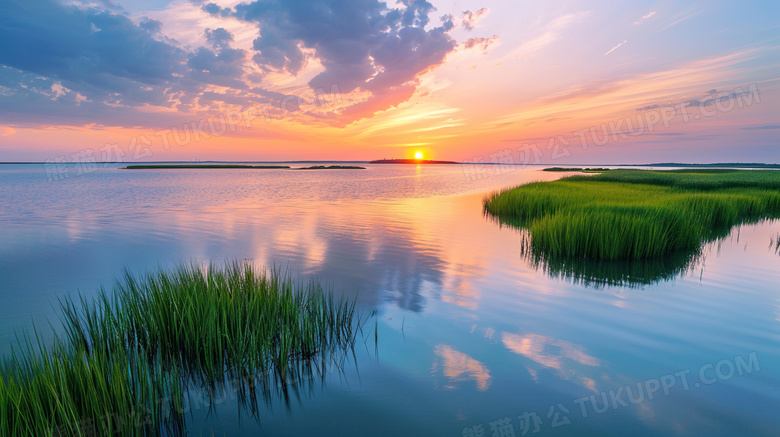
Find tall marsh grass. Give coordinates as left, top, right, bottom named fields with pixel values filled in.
left=0, top=262, right=366, bottom=436
left=484, top=170, right=780, bottom=260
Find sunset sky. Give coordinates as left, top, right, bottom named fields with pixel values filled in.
left=1, top=0, right=778, bottom=163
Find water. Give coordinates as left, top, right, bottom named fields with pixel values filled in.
left=1, top=163, right=778, bottom=436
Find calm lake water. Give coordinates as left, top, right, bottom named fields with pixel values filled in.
left=1, top=163, right=778, bottom=436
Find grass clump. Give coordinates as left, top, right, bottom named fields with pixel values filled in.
left=1, top=335, right=182, bottom=436
left=1, top=262, right=365, bottom=436
left=61, top=262, right=359, bottom=381
left=484, top=169, right=780, bottom=260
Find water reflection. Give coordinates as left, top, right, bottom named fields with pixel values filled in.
left=502, top=332, right=600, bottom=392
left=501, top=332, right=600, bottom=369
left=0, top=165, right=559, bottom=333
left=227, top=195, right=497, bottom=313
left=3, top=165, right=780, bottom=436
left=432, top=344, right=491, bottom=391
left=518, top=230, right=702, bottom=288
left=181, top=352, right=362, bottom=429
left=483, top=205, right=701, bottom=288
left=123, top=353, right=364, bottom=436
left=486, top=216, right=707, bottom=289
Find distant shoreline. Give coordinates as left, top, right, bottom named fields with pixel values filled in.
left=1, top=161, right=778, bottom=169
left=627, top=163, right=780, bottom=169
left=122, top=164, right=366, bottom=170
left=369, top=159, right=459, bottom=164
left=123, top=164, right=290, bottom=169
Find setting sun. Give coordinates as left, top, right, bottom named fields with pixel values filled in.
left=414, top=152, right=423, bottom=160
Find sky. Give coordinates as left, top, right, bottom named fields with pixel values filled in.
left=0, top=0, right=778, bottom=163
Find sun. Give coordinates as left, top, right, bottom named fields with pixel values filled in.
left=414, top=151, right=423, bottom=160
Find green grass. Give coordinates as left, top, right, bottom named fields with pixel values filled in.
left=1, top=332, right=182, bottom=436
left=484, top=169, right=780, bottom=260
left=1, top=262, right=366, bottom=436
left=579, top=168, right=780, bottom=190
left=295, top=165, right=366, bottom=170
left=123, top=164, right=290, bottom=169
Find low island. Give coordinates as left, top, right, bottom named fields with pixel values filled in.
left=123, top=164, right=290, bottom=169
left=295, top=165, right=366, bottom=170
left=543, top=167, right=611, bottom=172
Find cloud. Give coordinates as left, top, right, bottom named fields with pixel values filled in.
left=0, top=0, right=186, bottom=107
left=201, top=2, right=232, bottom=16
left=462, top=36, right=499, bottom=52
left=633, top=11, right=656, bottom=25
left=500, top=12, right=590, bottom=61
left=742, top=124, right=780, bottom=131
left=0, top=0, right=290, bottom=124
left=51, top=83, right=69, bottom=100
left=139, top=17, right=163, bottom=34
left=205, top=27, right=235, bottom=49
left=491, top=49, right=761, bottom=132
left=660, top=7, right=702, bottom=31
left=683, top=88, right=754, bottom=107
left=232, top=0, right=460, bottom=123
left=0, top=0, right=487, bottom=128
left=187, top=40, right=246, bottom=89
left=633, top=85, right=758, bottom=114
left=460, top=7, right=489, bottom=31
left=604, top=40, right=627, bottom=56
